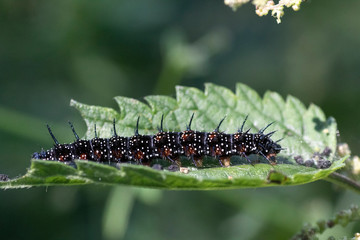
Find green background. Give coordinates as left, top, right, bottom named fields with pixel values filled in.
left=1, top=0, right=360, bottom=239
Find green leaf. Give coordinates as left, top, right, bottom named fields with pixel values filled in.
left=0, top=158, right=347, bottom=190
left=0, top=83, right=347, bottom=190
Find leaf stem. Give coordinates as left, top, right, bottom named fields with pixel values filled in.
left=325, top=172, right=360, bottom=194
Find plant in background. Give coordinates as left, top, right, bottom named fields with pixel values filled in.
left=225, top=0, right=305, bottom=23
left=291, top=205, right=360, bottom=240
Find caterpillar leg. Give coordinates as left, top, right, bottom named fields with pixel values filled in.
left=241, top=153, right=254, bottom=166
left=166, top=156, right=176, bottom=164
left=259, top=151, right=277, bottom=165
left=219, top=157, right=231, bottom=167
left=167, top=155, right=182, bottom=167
left=216, top=156, right=224, bottom=167
left=190, top=155, right=203, bottom=167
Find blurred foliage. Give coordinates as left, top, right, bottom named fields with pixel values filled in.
left=1, top=0, right=360, bottom=239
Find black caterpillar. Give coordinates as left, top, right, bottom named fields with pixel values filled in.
left=32, top=114, right=284, bottom=167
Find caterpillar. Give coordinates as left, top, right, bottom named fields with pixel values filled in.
left=32, top=114, right=284, bottom=167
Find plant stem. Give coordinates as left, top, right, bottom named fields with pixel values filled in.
left=325, top=172, right=360, bottom=194
left=291, top=204, right=360, bottom=239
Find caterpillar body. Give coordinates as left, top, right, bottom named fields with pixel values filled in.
left=32, top=114, right=284, bottom=167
